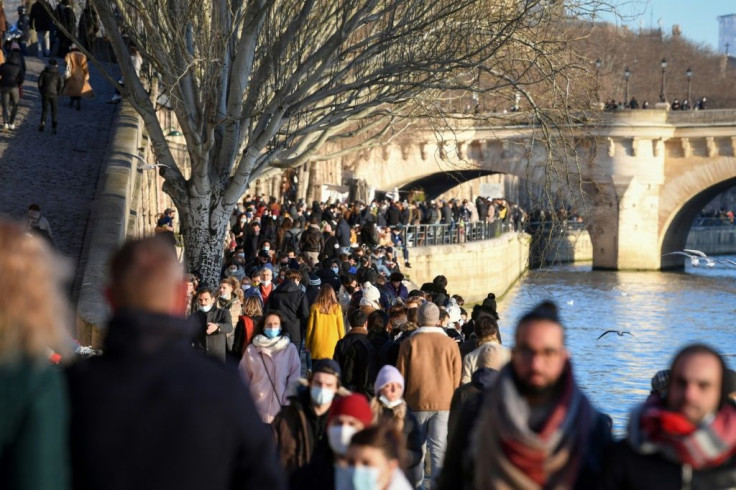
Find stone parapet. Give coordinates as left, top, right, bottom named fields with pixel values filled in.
left=76, top=103, right=143, bottom=347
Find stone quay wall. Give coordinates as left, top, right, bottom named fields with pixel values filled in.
left=408, top=232, right=531, bottom=303
left=685, top=227, right=736, bottom=255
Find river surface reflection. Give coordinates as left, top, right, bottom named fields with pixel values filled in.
left=497, top=258, right=736, bottom=435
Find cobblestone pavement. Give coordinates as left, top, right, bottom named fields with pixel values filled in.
left=0, top=56, right=118, bottom=299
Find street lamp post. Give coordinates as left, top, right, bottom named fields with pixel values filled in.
left=686, top=67, right=693, bottom=109
left=595, top=58, right=601, bottom=103
left=624, top=67, right=631, bottom=107
left=659, top=58, right=667, bottom=103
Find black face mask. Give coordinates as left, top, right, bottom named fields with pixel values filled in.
left=345, top=286, right=356, bottom=294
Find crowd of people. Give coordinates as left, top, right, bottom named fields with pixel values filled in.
left=0, top=0, right=96, bottom=133
left=2, top=204, right=736, bottom=489
left=603, top=96, right=708, bottom=111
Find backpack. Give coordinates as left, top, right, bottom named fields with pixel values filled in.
left=282, top=228, right=303, bottom=254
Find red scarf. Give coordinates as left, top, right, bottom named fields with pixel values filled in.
left=631, top=398, right=736, bottom=469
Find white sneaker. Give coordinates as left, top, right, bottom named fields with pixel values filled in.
left=9, top=124, right=15, bottom=130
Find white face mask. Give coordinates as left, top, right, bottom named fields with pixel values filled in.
left=261, top=279, right=272, bottom=286
left=200, top=304, right=213, bottom=313
left=327, top=425, right=358, bottom=456
left=379, top=395, right=404, bottom=409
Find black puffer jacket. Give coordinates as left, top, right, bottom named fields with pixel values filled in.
left=266, top=280, right=309, bottom=346
left=38, top=65, right=63, bottom=96
left=66, top=309, right=285, bottom=490
left=0, top=62, right=23, bottom=89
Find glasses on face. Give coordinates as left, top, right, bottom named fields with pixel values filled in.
left=514, top=345, right=564, bottom=362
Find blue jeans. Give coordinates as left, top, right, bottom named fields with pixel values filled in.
left=414, top=410, right=449, bottom=484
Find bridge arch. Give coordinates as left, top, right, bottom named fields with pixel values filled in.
left=398, top=169, right=499, bottom=199
left=659, top=156, right=736, bottom=268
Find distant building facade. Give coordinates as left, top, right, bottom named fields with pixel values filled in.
left=718, top=14, right=736, bottom=55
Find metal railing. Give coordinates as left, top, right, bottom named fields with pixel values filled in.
left=524, top=220, right=587, bottom=235
left=691, top=217, right=736, bottom=229
left=402, top=221, right=511, bottom=247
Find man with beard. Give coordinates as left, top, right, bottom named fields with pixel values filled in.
left=437, top=300, right=611, bottom=490
left=601, top=344, right=736, bottom=489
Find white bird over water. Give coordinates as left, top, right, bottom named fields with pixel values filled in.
left=662, top=251, right=700, bottom=267
left=596, top=330, right=641, bottom=342
left=683, top=249, right=716, bottom=267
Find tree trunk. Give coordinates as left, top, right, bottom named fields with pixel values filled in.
left=180, top=197, right=230, bottom=288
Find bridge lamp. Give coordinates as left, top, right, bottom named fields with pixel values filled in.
left=659, top=58, right=667, bottom=103
left=624, top=67, right=631, bottom=107
left=595, top=58, right=602, bottom=102
left=686, top=67, right=693, bottom=108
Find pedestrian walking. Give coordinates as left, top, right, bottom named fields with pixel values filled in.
left=0, top=220, right=72, bottom=490
left=343, top=425, right=414, bottom=490
left=66, top=236, right=285, bottom=490
left=29, top=0, right=53, bottom=57
left=438, top=300, right=611, bottom=489
left=371, top=365, right=424, bottom=487
left=601, top=343, right=736, bottom=489
left=306, top=284, right=345, bottom=361
left=191, top=287, right=233, bottom=362
left=0, top=1, right=7, bottom=43
left=62, top=45, right=94, bottom=111
left=231, top=294, right=262, bottom=358
left=53, top=0, right=76, bottom=58
left=396, top=301, right=461, bottom=484
left=272, top=359, right=343, bottom=473
left=239, top=311, right=300, bottom=423
left=265, top=269, right=309, bottom=348
left=38, top=57, right=63, bottom=133
left=0, top=54, right=23, bottom=131
left=333, top=309, right=378, bottom=398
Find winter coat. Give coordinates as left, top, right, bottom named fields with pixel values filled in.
left=0, top=357, right=70, bottom=490
left=7, top=50, right=25, bottom=84
left=191, top=306, right=233, bottom=362
left=335, top=218, right=351, bottom=247
left=375, top=402, right=424, bottom=470
left=266, top=280, right=309, bottom=346
left=315, top=268, right=341, bottom=294
left=396, top=327, right=461, bottom=412
left=386, top=281, right=409, bottom=301
left=0, top=61, right=22, bottom=89
left=38, top=65, right=63, bottom=96
left=240, top=334, right=300, bottom=423
left=600, top=439, right=736, bottom=490
left=386, top=205, right=401, bottom=226
left=300, top=224, right=323, bottom=253
left=333, top=327, right=377, bottom=397
left=61, top=51, right=94, bottom=98
left=272, top=387, right=330, bottom=474
left=66, top=309, right=285, bottom=490
left=460, top=340, right=509, bottom=384
left=305, top=304, right=345, bottom=360
left=448, top=367, right=498, bottom=438
left=231, top=314, right=261, bottom=358
left=30, top=1, right=54, bottom=32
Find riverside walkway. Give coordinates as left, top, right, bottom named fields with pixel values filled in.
left=0, top=56, right=118, bottom=299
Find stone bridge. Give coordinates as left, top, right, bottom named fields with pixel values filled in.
left=349, top=110, right=736, bottom=270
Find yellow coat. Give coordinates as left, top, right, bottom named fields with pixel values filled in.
left=306, top=305, right=345, bottom=360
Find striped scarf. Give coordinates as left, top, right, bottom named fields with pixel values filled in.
left=628, top=398, right=736, bottom=469
left=472, top=361, right=596, bottom=490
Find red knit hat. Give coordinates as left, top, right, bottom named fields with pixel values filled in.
left=327, top=394, right=373, bottom=427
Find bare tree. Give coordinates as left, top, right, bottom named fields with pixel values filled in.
left=87, top=0, right=617, bottom=285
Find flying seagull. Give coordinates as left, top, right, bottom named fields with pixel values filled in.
left=596, top=330, right=640, bottom=342
left=662, top=251, right=700, bottom=267
left=683, top=249, right=716, bottom=267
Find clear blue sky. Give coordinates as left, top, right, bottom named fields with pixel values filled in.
left=602, top=0, right=734, bottom=50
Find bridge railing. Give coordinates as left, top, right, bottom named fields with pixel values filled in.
left=403, top=221, right=511, bottom=247
left=691, top=217, right=736, bottom=229
left=524, top=220, right=587, bottom=235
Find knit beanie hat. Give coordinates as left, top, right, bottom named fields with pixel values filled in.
left=374, top=365, right=404, bottom=395
left=327, top=393, right=373, bottom=427
left=308, top=274, right=321, bottom=286
left=418, top=302, right=440, bottom=326
left=362, top=281, right=380, bottom=303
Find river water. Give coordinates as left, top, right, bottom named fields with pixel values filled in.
left=496, top=258, right=736, bottom=435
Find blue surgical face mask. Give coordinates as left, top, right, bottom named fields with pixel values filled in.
left=264, top=328, right=281, bottom=339
left=334, top=465, right=380, bottom=490
left=310, top=386, right=335, bottom=407
left=331, top=267, right=340, bottom=274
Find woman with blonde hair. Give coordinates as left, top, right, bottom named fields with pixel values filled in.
left=218, top=276, right=242, bottom=351
left=231, top=295, right=263, bottom=358
left=305, top=284, right=345, bottom=361
left=0, top=220, right=72, bottom=489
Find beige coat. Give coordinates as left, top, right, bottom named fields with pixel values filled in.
left=461, top=340, right=510, bottom=384
left=62, top=51, right=94, bottom=98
